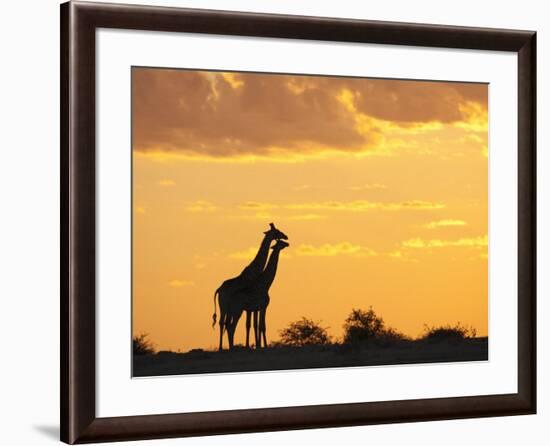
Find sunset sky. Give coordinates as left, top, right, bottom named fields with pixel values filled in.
left=132, top=67, right=488, bottom=352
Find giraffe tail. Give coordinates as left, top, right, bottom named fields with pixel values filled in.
left=212, top=289, right=219, bottom=328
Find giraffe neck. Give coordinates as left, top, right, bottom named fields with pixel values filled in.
left=241, top=234, right=272, bottom=279
left=259, top=248, right=282, bottom=291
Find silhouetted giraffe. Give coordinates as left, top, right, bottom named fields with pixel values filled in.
left=226, top=239, right=290, bottom=349
left=212, top=223, right=288, bottom=350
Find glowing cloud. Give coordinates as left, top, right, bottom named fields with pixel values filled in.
left=402, top=235, right=488, bottom=249
left=296, top=242, right=376, bottom=257
left=287, top=214, right=327, bottom=221
left=238, top=202, right=279, bottom=211
left=132, top=68, right=487, bottom=161
left=349, top=184, right=387, bottom=191
left=230, top=212, right=274, bottom=221
left=229, top=247, right=258, bottom=261
left=234, top=200, right=443, bottom=216
left=424, top=219, right=468, bottom=229
left=231, top=212, right=326, bottom=221
left=286, top=200, right=444, bottom=212
left=184, top=200, right=218, bottom=213
left=387, top=250, right=419, bottom=263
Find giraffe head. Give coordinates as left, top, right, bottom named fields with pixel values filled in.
left=264, top=223, right=288, bottom=241
left=271, top=239, right=290, bottom=251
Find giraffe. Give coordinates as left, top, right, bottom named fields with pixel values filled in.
left=212, top=223, right=288, bottom=351
left=226, top=239, right=290, bottom=349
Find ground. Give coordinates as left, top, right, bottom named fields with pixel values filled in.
left=133, top=337, right=488, bottom=377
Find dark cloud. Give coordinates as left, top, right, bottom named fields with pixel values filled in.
left=349, top=79, right=487, bottom=124
left=132, top=68, right=487, bottom=159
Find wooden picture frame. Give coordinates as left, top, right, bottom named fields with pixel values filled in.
left=61, top=1, right=536, bottom=443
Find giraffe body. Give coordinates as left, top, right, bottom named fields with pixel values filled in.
left=226, top=240, right=289, bottom=348
left=212, top=224, right=287, bottom=350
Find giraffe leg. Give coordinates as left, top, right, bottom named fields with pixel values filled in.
left=228, top=312, right=243, bottom=350
left=254, top=311, right=260, bottom=348
left=227, top=315, right=235, bottom=350
left=245, top=311, right=251, bottom=348
left=260, top=309, right=267, bottom=348
left=218, top=312, right=226, bottom=351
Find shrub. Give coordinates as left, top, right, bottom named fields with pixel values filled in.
left=343, top=307, right=409, bottom=345
left=278, top=317, right=332, bottom=346
left=376, top=326, right=411, bottom=345
left=421, top=323, right=477, bottom=342
left=343, top=307, right=385, bottom=344
left=133, top=333, right=155, bottom=355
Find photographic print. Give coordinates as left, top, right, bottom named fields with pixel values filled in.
left=131, top=67, right=489, bottom=377
left=61, top=5, right=536, bottom=440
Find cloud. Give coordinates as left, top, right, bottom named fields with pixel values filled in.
left=229, top=247, right=258, bottom=260
left=287, top=214, right=327, bottom=221
left=349, top=80, right=487, bottom=125
left=231, top=241, right=376, bottom=259
left=230, top=200, right=443, bottom=220
left=424, top=219, right=467, bottom=229
left=168, top=279, right=195, bottom=287
left=454, top=101, right=488, bottom=132
left=295, top=242, right=376, bottom=257
left=193, top=255, right=208, bottom=270
left=159, top=179, right=176, bottom=186
left=231, top=212, right=326, bottom=221
left=238, top=201, right=279, bottom=211
left=286, top=200, right=444, bottom=212
left=230, top=212, right=274, bottom=221
left=387, top=250, right=419, bottom=263
left=133, top=69, right=364, bottom=160
left=197, top=199, right=443, bottom=221
left=184, top=200, right=218, bottom=213
left=132, top=68, right=487, bottom=160
left=402, top=235, right=487, bottom=249
left=232, top=200, right=443, bottom=217
left=349, top=183, right=387, bottom=191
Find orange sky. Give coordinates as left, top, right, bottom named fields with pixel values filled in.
left=132, top=67, right=488, bottom=352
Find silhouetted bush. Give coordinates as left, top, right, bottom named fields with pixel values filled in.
left=343, top=307, right=409, bottom=345
left=133, top=333, right=155, bottom=355
left=343, top=307, right=384, bottom=344
left=277, top=317, right=332, bottom=346
left=376, top=327, right=411, bottom=345
left=421, top=323, right=477, bottom=343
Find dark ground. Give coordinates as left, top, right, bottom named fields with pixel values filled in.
left=133, top=337, right=488, bottom=377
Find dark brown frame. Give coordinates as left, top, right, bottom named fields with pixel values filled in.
left=61, top=1, right=536, bottom=443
